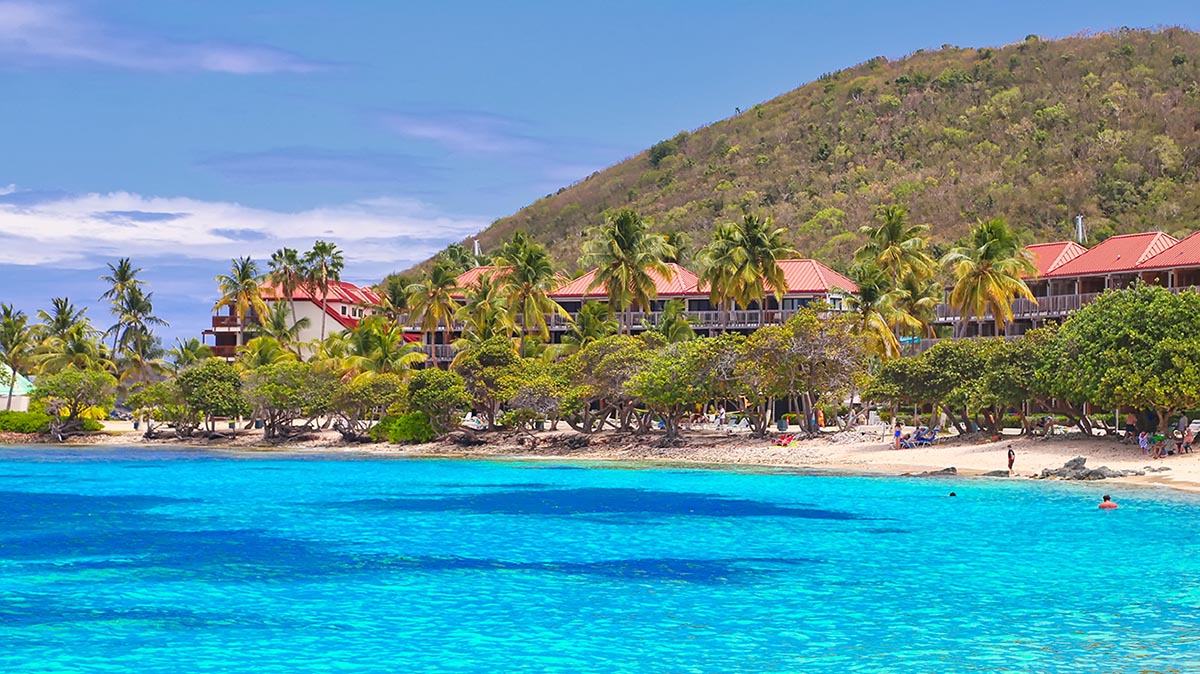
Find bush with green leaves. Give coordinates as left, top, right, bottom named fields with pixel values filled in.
left=332, top=374, right=406, bottom=442
left=31, top=366, right=117, bottom=439
left=371, top=412, right=436, bottom=444
left=404, top=368, right=470, bottom=436
left=0, top=410, right=52, bottom=433
left=244, top=361, right=338, bottom=440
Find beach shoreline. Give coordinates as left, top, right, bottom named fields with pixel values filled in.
left=11, top=422, right=1200, bottom=495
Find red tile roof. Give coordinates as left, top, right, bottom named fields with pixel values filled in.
left=1025, top=242, right=1088, bottom=277
left=551, top=263, right=702, bottom=298
left=1045, top=232, right=1179, bottom=277
left=1137, top=230, right=1200, bottom=271
left=776, top=259, right=858, bottom=294
left=259, top=280, right=381, bottom=330
left=455, top=265, right=507, bottom=289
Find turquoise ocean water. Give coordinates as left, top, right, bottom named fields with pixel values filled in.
left=1, top=446, right=1198, bottom=673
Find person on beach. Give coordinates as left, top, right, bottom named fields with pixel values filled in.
left=893, top=422, right=903, bottom=450
left=1122, top=412, right=1138, bottom=443
left=1007, top=445, right=1015, bottom=477
left=1098, top=495, right=1118, bottom=509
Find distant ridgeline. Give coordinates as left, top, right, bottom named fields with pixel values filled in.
left=413, top=28, right=1200, bottom=277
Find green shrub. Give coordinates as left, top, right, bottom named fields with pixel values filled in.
left=372, top=413, right=436, bottom=444
left=81, top=418, right=103, bottom=433
left=0, top=411, right=52, bottom=433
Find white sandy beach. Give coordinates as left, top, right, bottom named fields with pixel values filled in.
left=70, top=421, right=1200, bottom=494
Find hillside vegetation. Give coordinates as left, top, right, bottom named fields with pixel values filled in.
left=431, top=28, right=1200, bottom=273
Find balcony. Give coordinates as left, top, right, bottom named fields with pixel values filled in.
left=210, top=315, right=242, bottom=330
left=210, top=345, right=237, bottom=359
left=935, top=293, right=1101, bottom=322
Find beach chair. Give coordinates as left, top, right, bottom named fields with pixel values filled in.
left=774, top=434, right=794, bottom=447
left=914, top=429, right=938, bottom=446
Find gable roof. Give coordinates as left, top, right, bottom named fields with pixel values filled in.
left=0, top=364, right=34, bottom=396
left=1137, top=230, right=1200, bottom=271
left=1045, top=232, right=1179, bottom=277
left=551, top=263, right=702, bottom=298
left=776, top=259, right=858, bottom=294
left=451, top=265, right=510, bottom=299
left=1026, top=241, right=1088, bottom=277
left=260, top=279, right=382, bottom=306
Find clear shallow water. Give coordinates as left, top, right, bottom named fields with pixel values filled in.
left=1, top=447, right=1198, bottom=673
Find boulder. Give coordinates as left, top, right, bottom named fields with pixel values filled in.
left=1063, top=456, right=1088, bottom=471
left=981, top=470, right=1011, bottom=477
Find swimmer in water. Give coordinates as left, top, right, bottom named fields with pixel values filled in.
left=1098, top=494, right=1118, bottom=509
left=948, top=492, right=957, bottom=497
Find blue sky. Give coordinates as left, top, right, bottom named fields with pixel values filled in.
left=0, top=0, right=1194, bottom=344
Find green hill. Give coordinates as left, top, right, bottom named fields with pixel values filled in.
left=427, top=28, right=1200, bottom=274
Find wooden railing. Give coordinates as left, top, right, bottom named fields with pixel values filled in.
left=935, top=293, right=1101, bottom=322
left=211, top=315, right=241, bottom=328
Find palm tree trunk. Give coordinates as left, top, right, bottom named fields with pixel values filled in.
left=6, top=377, right=14, bottom=411
left=320, top=289, right=329, bottom=341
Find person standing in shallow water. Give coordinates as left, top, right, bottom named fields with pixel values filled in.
left=1098, top=495, right=1118, bottom=509
left=1007, top=445, right=1016, bottom=477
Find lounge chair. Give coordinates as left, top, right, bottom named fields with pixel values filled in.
left=774, top=434, right=794, bottom=447
left=914, top=429, right=938, bottom=446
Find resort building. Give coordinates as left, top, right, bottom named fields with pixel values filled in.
left=0, top=363, right=34, bottom=412
left=204, top=280, right=382, bottom=359
left=934, top=231, right=1200, bottom=337
left=416, top=259, right=856, bottom=361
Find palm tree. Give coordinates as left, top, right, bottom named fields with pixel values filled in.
left=579, top=209, right=674, bottom=334
left=844, top=263, right=905, bottom=360
left=406, top=263, right=462, bottom=367
left=942, top=217, right=1037, bottom=337
left=268, top=247, right=305, bottom=325
left=731, top=213, right=795, bottom=324
left=562, top=301, right=618, bottom=348
left=255, top=301, right=312, bottom=356
left=662, top=230, right=692, bottom=267
left=344, top=316, right=425, bottom=379
left=896, top=273, right=942, bottom=339
left=99, top=258, right=143, bottom=354
left=214, top=257, right=267, bottom=347
left=495, top=233, right=568, bottom=355
left=454, top=271, right=515, bottom=345
left=374, top=275, right=411, bottom=323
left=115, top=326, right=167, bottom=394
left=35, top=297, right=91, bottom=342
left=111, top=286, right=168, bottom=357
left=34, top=324, right=113, bottom=374
left=303, top=241, right=345, bottom=341
left=697, top=222, right=742, bottom=329
left=646, top=299, right=695, bottom=343
left=855, top=204, right=936, bottom=287
left=235, top=336, right=296, bottom=371
left=0, top=304, right=35, bottom=410
left=166, top=338, right=213, bottom=374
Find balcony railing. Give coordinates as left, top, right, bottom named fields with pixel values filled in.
left=935, top=292, right=1101, bottom=322
left=211, top=315, right=241, bottom=328
left=210, top=345, right=237, bottom=358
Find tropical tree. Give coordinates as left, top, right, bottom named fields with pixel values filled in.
left=646, top=298, right=695, bottom=343
left=255, top=301, right=311, bottom=355
left=697, top=221, right=742, bottom=328
left=494, top=233, right=567, bottom=356
left=34, top=324, right=113, bottom=374
left=730, top=213, right=795, bottom=323
left=166, top=338, right=213, bottom=374
left=0, top=304, right=35, bottom=410
left=35, top=297, right=91, bottom=343
left=406, top=263, right=462, bottom=367
left=579, top=209, right=674, bottom=334
left=895, top=273, right=942, bottom=339
left=214, top=257, right=267, bottom=347
left=942, top=217, right=1037, bottom=336
left=843, top=263, right=905, bottom=360
left=31, top=366, right=117, bottom=439
left=855, top=204, right=936, bottom=288
left=344, top=316, right=425, bottom=378
left=303, top=240, right=345, bottom=341
left=110, top=286, right=167, bottom=357
left=235, top=336, right=297, bottom=371
left=662, top=230, right=692, bottom=267
left=374, top=275, right=411, bottom=323
left=268, top=247, right=305, bottom=325
left=99, top=258, right=144, bottom=354
left=114, top=326, right=167, bottom=395
left=554, top=301, right=618, bottom=357
left=453, top=271, right=515, bottom=350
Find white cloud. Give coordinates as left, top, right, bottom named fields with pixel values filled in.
left=379, top=112, right=541, bottom=154
left=0, top=188, right=488, bottom=276
left=0, top=1, right=324, bottom=73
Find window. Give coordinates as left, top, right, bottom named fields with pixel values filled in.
left=340, top=305, right=347, bottom=316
